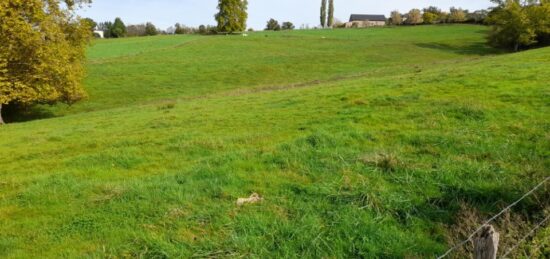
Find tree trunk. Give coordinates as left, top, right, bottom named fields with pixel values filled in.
left=0, top=104, right=4, bottom=125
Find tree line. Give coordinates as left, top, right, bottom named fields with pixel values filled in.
left=320, top=0, right=336, bottom=28
left=387, top=7, right=487, bottom=26
left=386, top=1, right=550, bottom=51
left=91, top=17, right=218, bottom=38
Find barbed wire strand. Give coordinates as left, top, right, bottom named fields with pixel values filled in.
left=437, top=176, right=549, bottom=259
left=502, top=214, right=550, bottom=258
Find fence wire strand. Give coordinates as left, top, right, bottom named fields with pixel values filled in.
left=437, top=176, right=549, bottom=259
left=502, top=214, right=550, bottom=258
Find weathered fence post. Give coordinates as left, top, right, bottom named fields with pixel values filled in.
left=474, top=225, right=499, bottom=259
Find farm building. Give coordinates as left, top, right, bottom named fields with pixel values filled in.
left=345, top=14, right=387, bottom=28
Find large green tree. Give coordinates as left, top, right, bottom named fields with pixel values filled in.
left=320, top=0, right=327, bottom=28
left=0, top=0, right=92, bottom=124
left=215, top=0, right=249, bottom=33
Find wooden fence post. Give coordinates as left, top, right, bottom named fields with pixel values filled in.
left=474, top=225, right=500, bottom=259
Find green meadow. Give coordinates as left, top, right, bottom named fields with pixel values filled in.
left=1, top=25, right=548, bottom=258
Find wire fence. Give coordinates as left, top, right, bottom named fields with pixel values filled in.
left=437, top=176, right=549, bottom=259
left=502, top=214, right=550, bottom=258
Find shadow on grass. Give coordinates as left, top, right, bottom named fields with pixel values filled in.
left=400, top=179, right=549, bottom=225
left=2, top=103, right=56, bottom=123
left=415, top=42, right=500, bottom=56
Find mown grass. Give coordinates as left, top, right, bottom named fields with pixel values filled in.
left=0, top=25, right=548, bottom=258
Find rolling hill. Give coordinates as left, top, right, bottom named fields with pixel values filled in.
left=0, top=25, right=548, bottom=258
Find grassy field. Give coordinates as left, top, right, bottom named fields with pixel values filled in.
left=1, top=25, right=549, bottom=258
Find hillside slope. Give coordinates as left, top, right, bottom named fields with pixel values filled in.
left=0, top=26, right=548, bottom=258
left=51, top=25, right=498, bottom=115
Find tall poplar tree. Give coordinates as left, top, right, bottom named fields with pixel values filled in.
left=0, top=0, right=92, bottom=124
left=327, top=0, right=335, bottom=28
left=320, top=0, right=327, bottom=28
left=215, top=0, right=249, bottom=33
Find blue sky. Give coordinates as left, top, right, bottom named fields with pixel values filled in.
left=77, top=0, right=494, bottom=30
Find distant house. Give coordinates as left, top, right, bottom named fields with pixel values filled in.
left=93, top=30, right=104, bottom=38
left=345, top=14, right=387, bottom=28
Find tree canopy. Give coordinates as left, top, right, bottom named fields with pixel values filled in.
left=407, top=9, right=424, bottom=25
left=0, top=0, right=92, bottom=123
left=111, top=18, right=127, bottom=38
left=282, top=22, right=295, bottom=30
left=145, top=22, right=159, bottom=36
left=487, top=0, right=550, bottom=51
left=265, top=19, right=281, bottom=31
left=215, top=0, right=249, bottom=33
left=390, top=11, right=403, bottom=25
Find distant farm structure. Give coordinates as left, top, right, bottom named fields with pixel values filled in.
left=93, top=30, right=104, bottom=38
left=345, top=14, right=387, bottom=28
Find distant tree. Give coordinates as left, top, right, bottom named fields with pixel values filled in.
left=390, top=11, right=402, bottom=25
left=468, top=10, right=489, bottom=24
left=175, top=23, right=185, bottom=34
left=248, top=28, right=254, bottom=32
left=282, top=22, right=295, bottom=30
left=487, top=0, right=536, bottom=51
left=145, top=22, right=158, bottom=36
left=83, top=18, right=97, bottom=31
left=423, top=6, right=442, bottom=16
left=265, top=18, right=281, bottom=31
left=198, top=25, right=207, bottom=34
left=98, top=21, right=113, bottom=38
left=320, top=0, right=327, bottom=28
left=175, top=24, right=195, bottom=34
left=327, top=0, right=335, bottom=27
left=126, top=24, right=146, bottom=37
left=407, top=9, right=423, bottom=25
left=423, top=12, right=438, bottom=24
left=449, top=7, right=467, bottom=23
left=0, top=0, right=91, bottom=124
left=166, top=26, right=176, bottom=34
left=439, top=12, right=450, bottom=23
left=215, top=0, right=249, bottom=33
left=526, top=1, right=550, bottom=45
left=111, top=18, right=127, bottom=38
left=207, top=25, right=219, bottom=34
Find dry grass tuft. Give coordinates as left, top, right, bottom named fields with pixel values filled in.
left=359, top=152, right=400, bottom=172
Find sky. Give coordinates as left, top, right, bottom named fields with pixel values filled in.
left=77, top=0, right=494, bottom=30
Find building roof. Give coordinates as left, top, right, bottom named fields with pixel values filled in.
left=349, top=14, right=387, bottom=22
